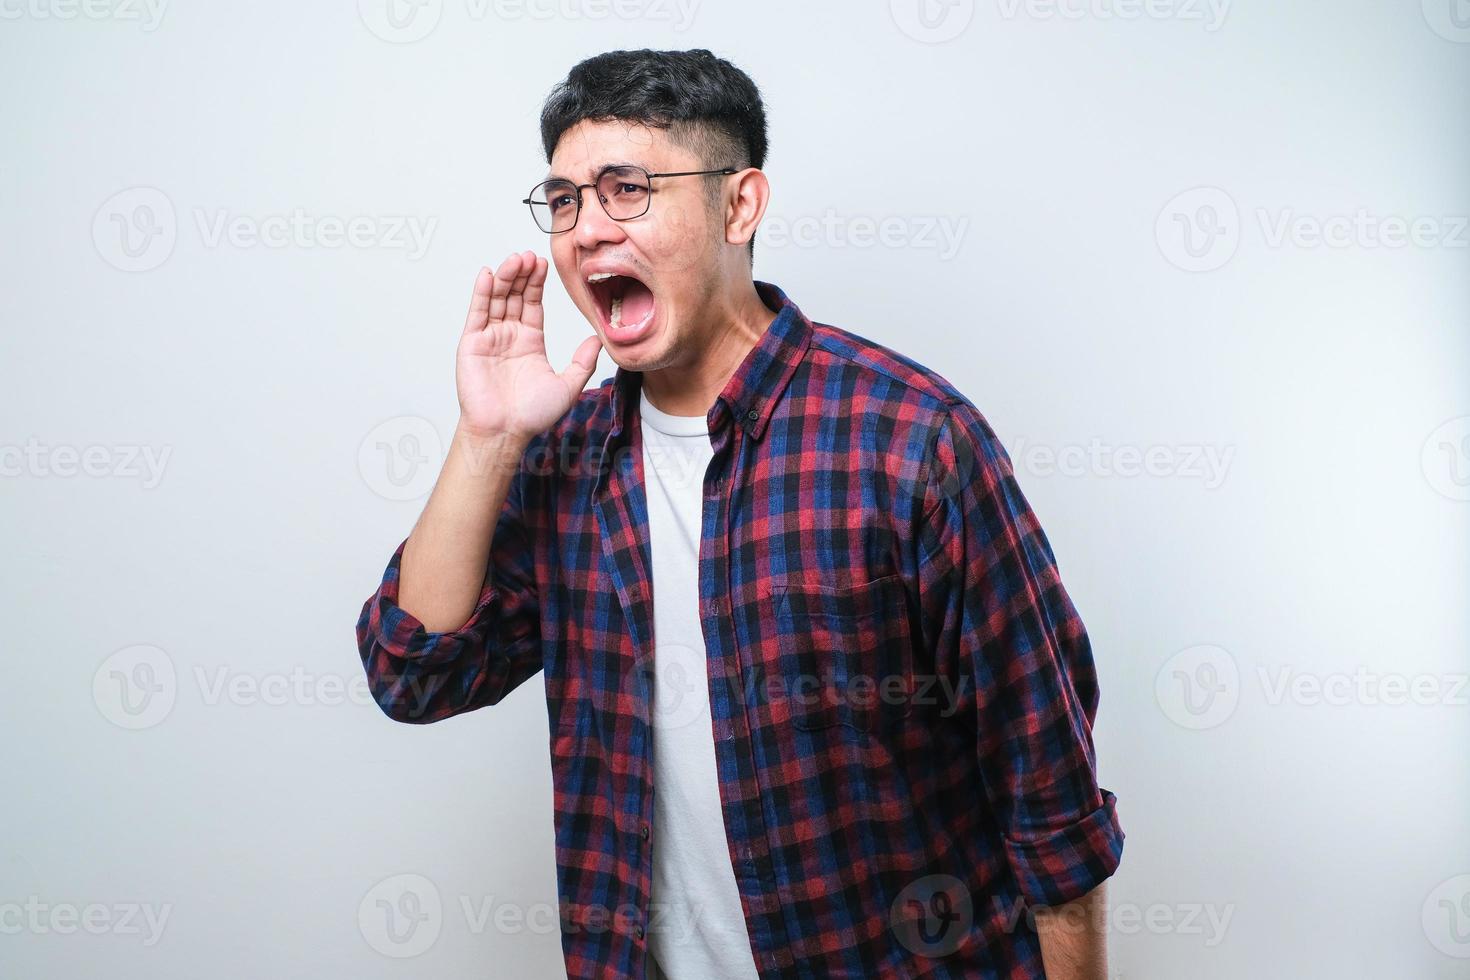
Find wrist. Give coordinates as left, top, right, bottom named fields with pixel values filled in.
left=451, top=421, right=526, bottom=477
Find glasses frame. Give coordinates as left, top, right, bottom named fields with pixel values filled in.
left=522, top=164, right=739, bottom=234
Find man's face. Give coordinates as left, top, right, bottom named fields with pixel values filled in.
left=546, top=119, right=724, bottom=372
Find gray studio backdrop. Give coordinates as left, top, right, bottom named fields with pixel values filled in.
left=3, top=1, right=1467, bottom=977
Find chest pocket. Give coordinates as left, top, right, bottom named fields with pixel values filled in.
left=772, top=572, right=916, bottom=734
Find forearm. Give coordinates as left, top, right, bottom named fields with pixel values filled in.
left=398, top=421, right=526, bottom=632
left=1033, top=881, right=1109, bottom=980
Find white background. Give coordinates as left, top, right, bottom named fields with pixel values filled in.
left=2, top=1, right=1467, bottom=977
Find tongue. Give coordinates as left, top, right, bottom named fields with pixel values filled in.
left=616, top=277, right=654, bottom=325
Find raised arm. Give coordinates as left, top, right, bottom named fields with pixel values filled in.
left=400, top=252, right=602, bottom=630
left=356, top=252, right=602, bottom=723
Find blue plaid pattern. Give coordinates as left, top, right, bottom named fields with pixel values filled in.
left=357, top=280, right=1124, bottom=978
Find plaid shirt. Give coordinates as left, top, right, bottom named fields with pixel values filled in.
left=356, top=280, right=1124, bottom=979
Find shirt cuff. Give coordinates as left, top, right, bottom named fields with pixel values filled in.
left=358, top=539, right=501, bottom=668
left=1002, top=788, right=1125, bottom=907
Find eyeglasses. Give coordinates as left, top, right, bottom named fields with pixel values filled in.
left=523, top=164, right=737, bottom=234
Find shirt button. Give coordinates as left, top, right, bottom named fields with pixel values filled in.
left=745, top=408, right=759, bottom=421
left=640, top=823, right=650, bottom=840
left=635, top=923, right=645, bottom=941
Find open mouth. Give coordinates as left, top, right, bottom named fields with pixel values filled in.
left=586, top=273, right=656, bottom=339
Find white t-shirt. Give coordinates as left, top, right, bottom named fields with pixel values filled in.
left=640, top=388, right=761, bottom=980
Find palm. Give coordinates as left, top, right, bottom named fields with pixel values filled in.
left=456, top=251, right=602, bottom=439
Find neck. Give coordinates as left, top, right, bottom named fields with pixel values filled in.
left=641, top=280, right=777, bottom=417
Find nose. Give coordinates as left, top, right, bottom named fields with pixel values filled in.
left=572, top=183, right=625, bottom=250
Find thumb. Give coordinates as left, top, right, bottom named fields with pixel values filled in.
left=559, top=333, right=604, bottom=395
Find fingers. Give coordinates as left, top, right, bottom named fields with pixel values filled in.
left=486, top=252, right=522, bottom=324
left=461, top=265, right=493, bottom=337
left=518, top=255, right=549, bottom=331
left=559, top=333, right=604, bottom=396
left=502, top=249, right=537, bottom=323
left=466, top=252, right=547, bottom=334
left=522, top=254, right=549, bottom=308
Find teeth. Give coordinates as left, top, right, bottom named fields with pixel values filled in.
left=587, top=272, right=615, bottom=283
left=607, top=294, right=652, bottom=333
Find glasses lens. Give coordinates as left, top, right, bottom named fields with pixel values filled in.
left=597, top=166, right=651, bottom=220
left=529, top=180, right=578, bottom=233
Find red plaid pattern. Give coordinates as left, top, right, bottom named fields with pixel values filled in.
left=357, top=280, right=1124, bottom=978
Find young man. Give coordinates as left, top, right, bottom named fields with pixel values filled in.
left=357, top=48, right=1123, bottom=980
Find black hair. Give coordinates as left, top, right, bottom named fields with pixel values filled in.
left=539, top=48, right=768, bottom=264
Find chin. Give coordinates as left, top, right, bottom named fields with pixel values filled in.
left=603, top=335, right=676, bottom=373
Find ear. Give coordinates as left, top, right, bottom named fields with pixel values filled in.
left=723, top=168, right=770, bottom=251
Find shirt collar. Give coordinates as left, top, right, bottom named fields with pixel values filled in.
left=604, top=279, right=813, bottom=447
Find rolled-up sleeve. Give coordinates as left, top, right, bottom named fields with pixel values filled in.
left=355, top=446, right=543, bottom=725
left=917, top=400, right=1124, bottom=907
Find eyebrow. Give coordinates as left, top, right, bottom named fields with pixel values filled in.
left=543, top=160, right=645, bottom=183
